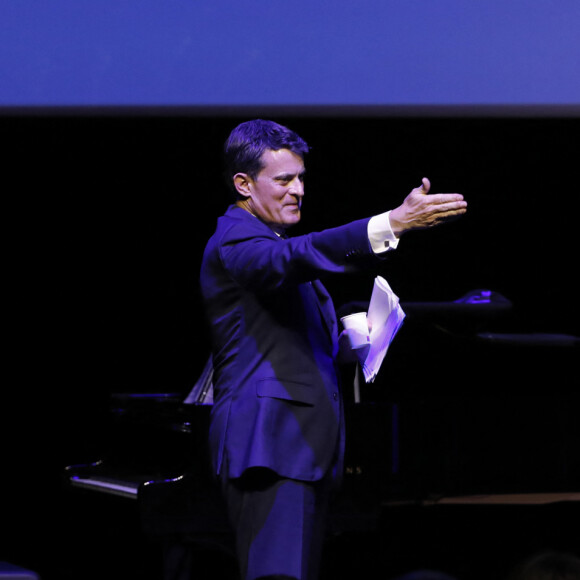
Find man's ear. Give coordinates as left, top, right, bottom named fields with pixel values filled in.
left=233, top=173, right=252, bottom=197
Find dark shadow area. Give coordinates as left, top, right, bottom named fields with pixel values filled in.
left=2, top=112, right=578, bottom=580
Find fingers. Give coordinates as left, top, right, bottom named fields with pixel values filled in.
left=433, top=193, right=466, bottom=205
left=415, top=178, right=464, bottom=205
left=414, top=188, right=467, bottom=228
left=429, top=209, right=467, bottom=227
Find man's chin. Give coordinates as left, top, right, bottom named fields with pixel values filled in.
left=284, top=212, right=301, bottom=227
left=286, top=206, right=301, bottom=219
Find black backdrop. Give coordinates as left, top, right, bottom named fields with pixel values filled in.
left=8, top=112, right=577, bottom=381
left=2, top=112, right=579, bottom=577
left=5, top=110, right=579, bottom=465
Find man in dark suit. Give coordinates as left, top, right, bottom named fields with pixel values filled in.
left=200, top=119, right=467, bottom=580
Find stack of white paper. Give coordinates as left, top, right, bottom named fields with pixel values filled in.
left=361, top=276, right=406, bottom=382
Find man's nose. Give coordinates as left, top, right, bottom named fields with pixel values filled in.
left=289, top=177, right=304, bottom=196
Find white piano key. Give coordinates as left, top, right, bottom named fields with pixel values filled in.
left=70, top=476, right=139, bottom=499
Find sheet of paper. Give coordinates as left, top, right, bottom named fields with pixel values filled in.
left=362, top=276, right=406, bottom=382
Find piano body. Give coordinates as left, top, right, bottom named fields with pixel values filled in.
left=63, top=290, right=580, bottom=580
left=63, top=359, right=236, bottom=580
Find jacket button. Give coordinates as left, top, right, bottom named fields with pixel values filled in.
left=333, top=392, right=338, bottom=401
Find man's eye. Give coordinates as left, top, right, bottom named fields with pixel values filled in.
left=276, top=174, right=305, bottom=184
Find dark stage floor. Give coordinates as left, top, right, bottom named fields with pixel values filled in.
left=3, top=490, right=579, bottom=580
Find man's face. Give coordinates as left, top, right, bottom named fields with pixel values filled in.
left=243, top=148, right=305, bottom=232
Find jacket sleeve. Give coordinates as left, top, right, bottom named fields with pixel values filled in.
left=218, top=216, right=378, bottom=292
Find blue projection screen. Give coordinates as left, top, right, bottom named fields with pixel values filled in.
left=1, top=0, right=579, bottom=113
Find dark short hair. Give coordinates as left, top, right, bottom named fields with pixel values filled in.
left=223, top=119, right=309, bottom=195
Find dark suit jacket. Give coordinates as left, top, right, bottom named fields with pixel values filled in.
left=200, top=204, right=379, bottom=483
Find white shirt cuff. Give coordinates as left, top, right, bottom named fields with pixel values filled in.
left=368, top=211, right=399, bottom=254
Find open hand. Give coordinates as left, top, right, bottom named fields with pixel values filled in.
left=388, top=178, right=467, bottom=237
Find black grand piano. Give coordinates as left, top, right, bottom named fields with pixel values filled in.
left=63, top=290, right=580, bottom=580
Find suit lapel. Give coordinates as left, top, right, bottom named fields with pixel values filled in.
left=311, top=280, right=338, bottom=341
left=273, top=225, right=338, bottom=344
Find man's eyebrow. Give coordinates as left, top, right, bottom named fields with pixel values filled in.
left=275, top=170, right=306, bottom=180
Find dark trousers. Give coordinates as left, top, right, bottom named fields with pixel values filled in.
left=221, top=467, right=332, bottom=580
